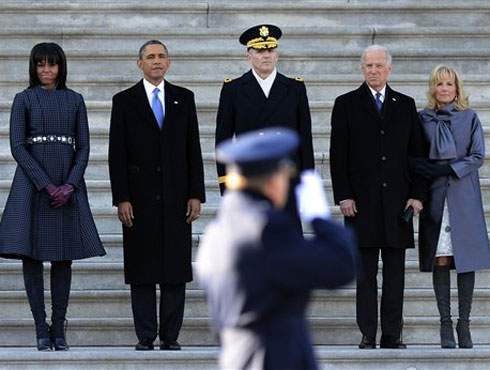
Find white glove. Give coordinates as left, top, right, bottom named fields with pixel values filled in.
left=295, top=170, right=330, bottom=222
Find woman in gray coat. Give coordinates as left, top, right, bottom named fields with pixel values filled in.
left=0, top=43, right=105, bottom=351
left=410, top=65, right=490, bottom=349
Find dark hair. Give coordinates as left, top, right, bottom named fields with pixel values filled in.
left=138, top=40, right=169, bottom=60
left=29, top=43, right=67, bottom=89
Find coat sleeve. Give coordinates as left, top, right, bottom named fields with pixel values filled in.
left=296, top=81, right=314, bottom=171
left=329, top=96, right=353, bottom=204
left=9, top=92, right=53, bottom=191
left=186, top=91, right=206, bottom=202
left=66, top=94, right=90, bottom=188
left=407, top=98, right=428, bottom=201
left=215, top=82, right=235, bottom=195
left=108, top=94, right=131, bottom=206
left=263, top=216, right=357, bottom=291
left=450, top=112, right=485, bottom=179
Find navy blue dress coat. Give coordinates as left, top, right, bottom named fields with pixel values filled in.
left=109, top=80, right=205, bottom=284
left=197, top=190, right=357, bottom=370
left=0, top=87, right=105, bottom=261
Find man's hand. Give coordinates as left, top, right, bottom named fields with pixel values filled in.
left=340, top=199, right=357, bottom=217
left=118, top=201, right=134, bottom=228
left=186, top=198, right=201, bottom=224
left=406, top=198, right=423, bottom=216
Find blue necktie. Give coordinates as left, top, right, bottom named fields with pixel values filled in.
left=375, top=92, right=383, bottom=112
left=152, top=87, right=164, bottom=130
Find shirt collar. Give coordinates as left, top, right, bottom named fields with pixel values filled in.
left=143, top=78, right=165, bottom=96
left=367, top=84, right=386, bottom=101
left=252, top=67, right=277, bottom=85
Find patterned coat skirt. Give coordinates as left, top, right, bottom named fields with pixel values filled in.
left=0, top=87, right=105, bottom=261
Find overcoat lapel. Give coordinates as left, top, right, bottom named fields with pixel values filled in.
left=382, top=85, right=396, bottom=125
left=258, top=74, right=288, bottom=125
left=241, top=70, right=267, bottom=112
left=356, top=82, right=383, bottom=123
left=163, top=81, right=176, bottom=137
left=132, top=80, right=161, bottom=133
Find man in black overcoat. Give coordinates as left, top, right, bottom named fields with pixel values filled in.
left=108, top=40, right=205, bottom=350
left=329, top=45, right=427, bottom=349
left=198, top=128, right=357, bottom=370
left=215, top=24, right=314, bottom=223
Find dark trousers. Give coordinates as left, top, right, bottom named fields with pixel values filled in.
left=130, top=283, right=186, bottom=343
left=22, top=258, right=72, bottom=338
left=356, top=247, right=406, bottom=339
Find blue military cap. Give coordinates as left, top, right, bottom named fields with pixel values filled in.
left=216, top=127, right=298, bottom=179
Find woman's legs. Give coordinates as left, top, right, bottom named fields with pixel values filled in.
left=22, top=258, right=51, bottom=350
left=456, top=271, right=475, bottom=348
left=432, top=256, right=456, bottom=348
left=50, top=260, right=72, bottom=350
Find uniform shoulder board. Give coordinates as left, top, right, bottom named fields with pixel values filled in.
left=223, top=78, right=233, bottom=83
left=294, top=77, right=304, bottom=82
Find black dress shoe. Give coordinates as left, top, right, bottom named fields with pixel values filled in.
left=135, top=339, right=154, bottom=351
left=160, top=340, right=181, bottom=350
left=358, top=335, right=376, bottom=349
left=380, top=336, right=407, bottom=349
left=53, top=338, right=69, bottom=351
left=37, top=338, right=53, bottom=351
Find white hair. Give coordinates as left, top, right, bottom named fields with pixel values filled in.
left=361, top=44, right=392, bottom=66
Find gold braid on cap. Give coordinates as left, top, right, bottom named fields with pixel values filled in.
left=246, top=36, right=278, bottom=49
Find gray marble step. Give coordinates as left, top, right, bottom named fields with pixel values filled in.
left=1, top=287, right=490, bottom=319
left=0, top=1, right=489, bottom=29
left=0, top=316, right=489, bottom=347
left=1, top=346, right=490, bottom=370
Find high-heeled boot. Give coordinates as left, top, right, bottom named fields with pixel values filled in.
left=456, top=271, right=475, bottom=348
left=49, top=261, right=72, bottom=351
left=22, top=258, right=52, bottom=351
left=432, top=265, right=456, bottom=348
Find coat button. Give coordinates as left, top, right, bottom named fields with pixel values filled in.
left=156, top=195, right=161, bottom=200
left=156, top=166, right=161, bottom=172
left=380, top=130, right=385, bottom=135
left=381, top=156, right=387, bottom=161
left=382, top=182, right=387, bottom=188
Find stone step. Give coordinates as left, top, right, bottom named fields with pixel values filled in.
left=2, top=25, right=490, bottom=59
left=0, top=316, right=489, bottom=346
left=1, top=287, right=490, bottom=319
left=0, top=1, right=488, bottom=29
left=1, top=48, right=490, bottom=76
left=0, top=346, right=489, bottom=370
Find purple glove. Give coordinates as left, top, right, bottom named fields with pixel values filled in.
left=44, top=183, right=60, bottom=198
left=51, top=184, right=74, bottom=208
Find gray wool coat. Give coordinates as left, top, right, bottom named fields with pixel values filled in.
left=0, top=87, right=106, bottom=261
left=418, top=103, right=490, bottom=273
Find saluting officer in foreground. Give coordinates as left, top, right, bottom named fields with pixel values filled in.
left=215, top=24, right=314, bottom=224
left=197, top=128, right=357, bottom=370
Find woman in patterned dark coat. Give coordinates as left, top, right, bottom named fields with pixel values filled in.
left=0, top=43, right=105, bottom=351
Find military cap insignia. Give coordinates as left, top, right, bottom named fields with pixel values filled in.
left=294, top=77, right=304, bottom=82
left=223, top=78, right=233, bottom=83
left=259, top=26, right=269, bottom=37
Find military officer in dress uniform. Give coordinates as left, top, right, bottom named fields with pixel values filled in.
left=197, top=128, right=357, bottom=370
left=215, top=24, right=314, bottom=225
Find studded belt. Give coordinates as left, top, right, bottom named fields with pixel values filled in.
left=27, top=135, right=75, bottom=147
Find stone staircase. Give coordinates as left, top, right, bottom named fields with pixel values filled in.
left=1, top=0, right=490, bottom=368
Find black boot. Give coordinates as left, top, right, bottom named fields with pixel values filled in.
left=23, top=259, right=52, bottom=351
left=50, top=261, right=72, bottom=351
left=432, top=265, right=456, bottom=348
left=456, top=271, right=474, bottom=348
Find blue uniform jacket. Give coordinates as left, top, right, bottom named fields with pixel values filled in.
left=197, top=190, right=357, bottom=370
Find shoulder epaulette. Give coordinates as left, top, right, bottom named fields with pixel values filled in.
left=223, top=78, right=233, bottom=83
left=294, top=77, right=304, bottom=82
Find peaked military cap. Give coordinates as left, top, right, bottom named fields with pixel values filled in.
left=216, top=127, right=298, bottom=179
left=239, top=24, right=282, bottom=50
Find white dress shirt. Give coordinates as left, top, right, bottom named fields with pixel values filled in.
left=367, top=84, right=386, bottom=104
left=143, top=78, right=165, bottom=111
left=252, top=68, right=277, bottom=98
